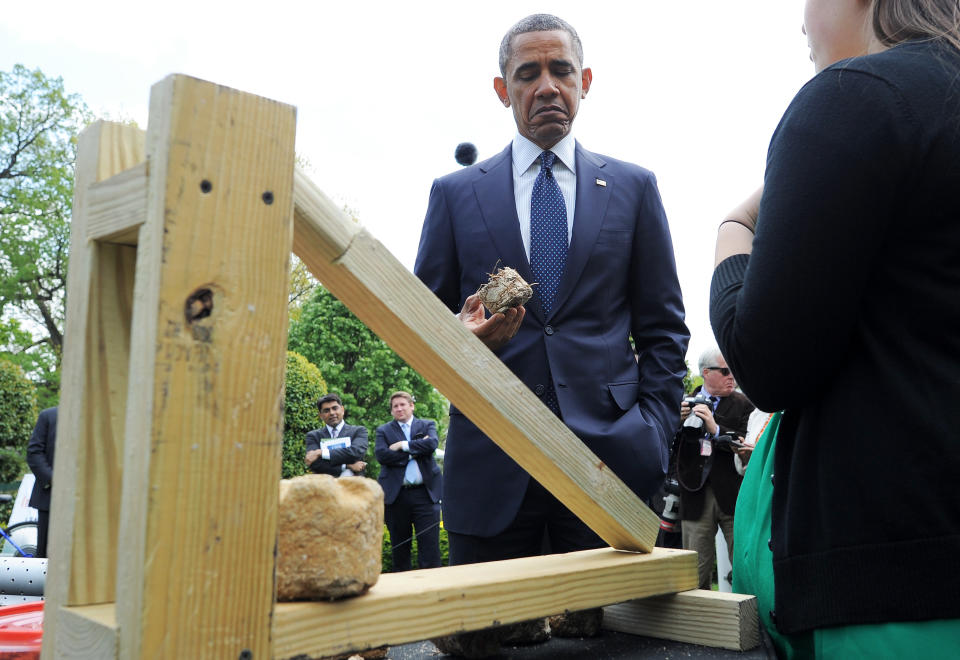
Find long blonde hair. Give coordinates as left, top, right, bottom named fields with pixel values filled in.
left=872, top=0, right=960, bottom=51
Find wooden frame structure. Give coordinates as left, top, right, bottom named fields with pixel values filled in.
left=41, top=75, right=754, bottom=658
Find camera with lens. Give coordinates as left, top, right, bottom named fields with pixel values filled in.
left=714, top=432, right=746, bottom=452
left=681, top=393, right=714, bottom=430
left=658, top=477, right=682, bottom=533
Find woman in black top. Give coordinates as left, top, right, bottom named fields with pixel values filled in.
left=711, top=0, right=960, bottom=655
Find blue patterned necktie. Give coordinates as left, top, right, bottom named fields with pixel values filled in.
left=529, top=151, right=568, bottom=318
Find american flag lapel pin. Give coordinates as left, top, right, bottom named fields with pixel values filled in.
left=596, top=178, right=606, bottom=187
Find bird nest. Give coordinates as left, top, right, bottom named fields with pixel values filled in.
left=475, top=266, right=534, bottom=314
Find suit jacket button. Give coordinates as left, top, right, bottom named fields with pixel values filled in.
left=535, top=384, right=546, bottom=396
left=544, top=325, right=554, bottom=335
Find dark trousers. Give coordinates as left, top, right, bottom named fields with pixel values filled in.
left=385, top=485, right=441, bottom=571
left=448, top=479, right=605, bottom=565
left=36, top=509, right=49, bottom=558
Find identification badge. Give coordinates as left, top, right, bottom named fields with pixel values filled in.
left=700, top=438, right=713, bottom=457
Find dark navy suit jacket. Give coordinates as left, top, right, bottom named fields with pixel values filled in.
left=27, top=407, right=58, bottom=511
left=374, top=418, right=442, bottom=505
left=305, top=423, right=368, bottom=477
left=414, top=142, right=689, bottom=537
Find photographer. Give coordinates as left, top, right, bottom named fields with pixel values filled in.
left=673, top=348, right=753, bottom=589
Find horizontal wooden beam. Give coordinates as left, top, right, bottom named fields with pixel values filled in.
left=86, top=161, right=147, bottom=244
left=57, top=603, right=118, bottom=658
left=273, top=547, right=697, bottom=659
left=603, top=589, right=760, bottom=651
left=291, top=170, right=661, bottom=553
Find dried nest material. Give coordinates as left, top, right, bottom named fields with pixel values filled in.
left=476, top=266, right=534, bottom=314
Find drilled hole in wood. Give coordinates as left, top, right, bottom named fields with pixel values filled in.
left=262, top=191, right=274, bottom=205
left=185, top=288, right=214, bottom=323
left=200, top=179, right=213, bottom=194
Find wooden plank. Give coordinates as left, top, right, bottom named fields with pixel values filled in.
left=43, top=121, right=145, bottom=660
left=273, top=547, right=697, bottom=659
left=86, top=161, right=147, bottom=244
left=71, top=242, right=137, bottom=601
left=57, top=604, right=118, bottom=659
left=603, top=589, right=760, bottom=651
left=292, top=172, right=661, bottom=552
left=113, top=74, right=295, bottom=659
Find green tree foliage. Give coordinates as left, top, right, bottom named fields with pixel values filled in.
left=287, top=256, right=318, bottom=324
left=0, top=65, right=91, bottom=406
left=0, top=358, right=38, bottom=482
left=683, top=360, right=703, bottom=394
left=283, top=351, right=327, bottom=479
left=287, top=286, right=449, bottom=473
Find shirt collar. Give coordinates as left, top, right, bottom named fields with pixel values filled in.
left=326, top=421, right=345, bottom=435
left=512, top=132, right=577, bottom=176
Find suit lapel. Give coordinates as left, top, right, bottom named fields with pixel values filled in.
left=392, top=420, right=405, bottom=443
left=473, top=145, right=544, bottom=324
left=553, top=145, right=610, bottom=317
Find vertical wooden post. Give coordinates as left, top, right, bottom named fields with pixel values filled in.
left=112, top=75, right=295, bottom=659
left=42, top=122, right=145, bottom=657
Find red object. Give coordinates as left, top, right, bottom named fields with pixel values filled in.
left=0, top=602, right=43, bottom=659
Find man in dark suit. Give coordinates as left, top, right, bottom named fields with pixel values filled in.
left=26, top=406, right=57, bottom=558
left=675, top=348, right=754, bottom=589
left=414, top=13, right=689, bottom=565
left=304, top=393, right=368, bottom=477
left=375, top=391, right=442, bottom=571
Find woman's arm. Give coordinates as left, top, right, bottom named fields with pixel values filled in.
left=714, top=186, right=762, bottom=265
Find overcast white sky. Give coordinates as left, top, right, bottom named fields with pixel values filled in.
left=1, top=1, right=814, bottom=371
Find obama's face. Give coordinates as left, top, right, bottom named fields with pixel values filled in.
left=494, top=30, right=592, bottom=150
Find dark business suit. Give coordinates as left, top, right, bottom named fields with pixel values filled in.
left=304, top=423, right=368, bottom=477
left=675, top=389, right=755, bottom=519
left=26, top=406, right=57, bottom=558
left=375, top=417, right=442, bottom=570
left=415, top=142, right=689, bottom=552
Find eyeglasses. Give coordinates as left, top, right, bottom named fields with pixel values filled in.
left=705, top=366, right=732, bottom=376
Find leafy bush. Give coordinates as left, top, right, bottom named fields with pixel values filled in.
left=0, top=359, right=37, bottom=482
left=282, top=351, right=326, bottom=479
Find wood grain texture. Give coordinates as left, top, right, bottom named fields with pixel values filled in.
left=42, top=121, right=144, bottom=660
left=603, top=589, right=761, bottom=651
left=57, top=604, right=118, bottom=659
left=292, top=179, right=661, bottom=552
left=86, top=161, right=147, bottom=244
left=273, top=547, right=697, bottom=659
left=113, top=74, right=295, bottom=659
left=292, top=166, right=360, bottom=264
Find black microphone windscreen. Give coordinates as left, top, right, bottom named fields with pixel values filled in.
left=455, top=142, right=478, bottom=166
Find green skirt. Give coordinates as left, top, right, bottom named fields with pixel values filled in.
left=731, top=412, right=959, bottom=658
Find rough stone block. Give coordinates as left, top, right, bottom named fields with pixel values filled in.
left=277, top=474, right=383, bottom=601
